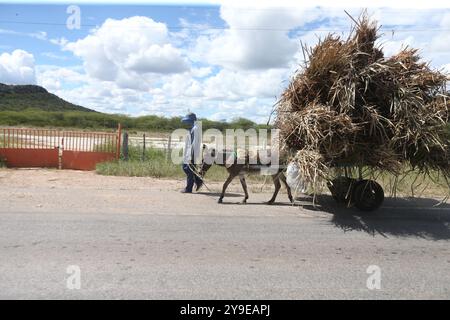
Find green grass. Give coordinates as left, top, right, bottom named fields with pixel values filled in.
left=96, top=146, right=186, bottom=178
left=0, top=140, right=5, bottom=167
left=95, top=145, right=267, bottom=182
left=96, top=159, right=184, bottom=178
left=374, top=169, right=449, bottom=198
left=96, top=158, right=236, bottom=180
left=96, top=158, right=270, bottom=184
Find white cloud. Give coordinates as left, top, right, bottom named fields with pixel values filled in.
left=36, top=65, right=88, bottom=91
left=208, top=97, right=274, bottom=123
left=0, top=28, right=47, bottom=41
left=63, top=16, right=189, bottom=88
left=379, top=36, right=417, bottom=57
left=430, top=12, right=450, bottom=54
left=191, top=66, right=212, bottom=78
left=442, top=63, right=450, bottom=73
left=0, top=49, right=36, bottom=84
left=125, top=43, right=188, bottom=73
left=41, top=52, right=69, bottom=61
left=190, top=5, right=326, bottom=70
left=202, top=68, right=288, bottom=100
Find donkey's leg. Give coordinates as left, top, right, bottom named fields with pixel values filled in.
left=268, top=174, right=281, bottom=204
left=279, top=172, right=294, bottom=203
left=239, top=174, right=249, bottom=204
left=218, top=172, right=238, bottom=204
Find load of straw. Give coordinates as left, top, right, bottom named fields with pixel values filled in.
left=275, top=13, right=450, bottom=191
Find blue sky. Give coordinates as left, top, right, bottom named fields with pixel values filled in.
left=1, top=1, right=450, bottom=123
left=0, top=5, right=223, bottom=67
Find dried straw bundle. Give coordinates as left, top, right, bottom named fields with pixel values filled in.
left=275, top=13, right=450, bottom=187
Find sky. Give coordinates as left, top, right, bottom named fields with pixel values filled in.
left=1, top=0, right=450, bottom=123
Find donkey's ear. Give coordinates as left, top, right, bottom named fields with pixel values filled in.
left=203, top=144, right=207, bottom=150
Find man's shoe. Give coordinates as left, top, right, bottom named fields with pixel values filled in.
left=180, top=189, right=192, bottom=193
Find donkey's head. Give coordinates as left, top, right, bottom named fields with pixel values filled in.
left=199, top=144, right=216, bottom=177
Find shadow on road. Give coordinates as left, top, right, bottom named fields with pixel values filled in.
left=299, top=194, right=450, bottom=240
left=195, top=188, right=450, bottom=239
left=196, top=191, right=296, bottom=205
left=196, top=191, right=242, bottom=198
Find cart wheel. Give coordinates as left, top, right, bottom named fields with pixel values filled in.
left=352, top=180, right=384, bottom=212
left=327, top=177, right=355, bottom=204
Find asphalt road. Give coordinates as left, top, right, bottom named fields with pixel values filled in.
left=0, top=169, right=449, bottom=299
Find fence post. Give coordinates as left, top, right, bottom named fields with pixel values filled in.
left=142, top=133, right=146, bottom=161
left=59, top=136, right=64, bottom=170
left=166, top=135, right=172, bottom=161
left=122, top=132, right=129, bottom=161
left=116, top=123, right=122, bottom=160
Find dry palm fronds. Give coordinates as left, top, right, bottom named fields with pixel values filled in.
left=275, top=12, right=450, bottom=189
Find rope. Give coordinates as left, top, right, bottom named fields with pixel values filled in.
left=187, top=163, right=213, bottom=192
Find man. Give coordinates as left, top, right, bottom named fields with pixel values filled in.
left=181, top=112, right=203, bottom=193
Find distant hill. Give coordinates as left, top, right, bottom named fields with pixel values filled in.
left=0, top=83, right=96, bottom=112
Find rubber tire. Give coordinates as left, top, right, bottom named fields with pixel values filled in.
left=352, top=180, right=384, bottom=212
left=328, top=177, right=355, bottom=204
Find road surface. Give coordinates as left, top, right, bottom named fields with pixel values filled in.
left=0, top=169, right=449, bottom=299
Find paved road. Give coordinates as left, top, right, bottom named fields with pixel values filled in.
left=0, top=169, right=449, bottom=299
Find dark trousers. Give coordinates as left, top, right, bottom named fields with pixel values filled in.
left=182, top=164, right=202, bottom=192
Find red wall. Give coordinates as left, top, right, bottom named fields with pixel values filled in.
left=0, top=148, right=59, bottom=168
left=62, top=151, right=116, bottom=170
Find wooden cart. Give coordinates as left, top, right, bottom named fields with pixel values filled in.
left=326, top=166, right=384, bottom=212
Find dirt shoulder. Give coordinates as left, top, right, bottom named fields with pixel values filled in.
left=0, top=168, right=448, bottom=219
left=0, top=168, right=303, bottom=217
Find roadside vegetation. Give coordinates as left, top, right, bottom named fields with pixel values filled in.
left=0, top=108, right=271, bottom=132
left=97, top=146, right=219, bottom=180
left=362, top=168, right=449, bottom=199
left=95, top=145, right=267, bottom=182
left=0, top=145, right=6, bottom=168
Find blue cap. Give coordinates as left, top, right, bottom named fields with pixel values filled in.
left=181, top=112, right=197, bottom=123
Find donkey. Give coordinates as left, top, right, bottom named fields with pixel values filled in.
left=199, top=146, right=293, bottom=204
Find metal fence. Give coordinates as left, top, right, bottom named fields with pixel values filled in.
left=0, top=128, right=60, bottom=149
left=0, top=128, right=119, bottom=152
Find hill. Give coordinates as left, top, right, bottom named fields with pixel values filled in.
left=0, top=83, right=96, bottom=112
left=0, top=83, right=271, bottom=131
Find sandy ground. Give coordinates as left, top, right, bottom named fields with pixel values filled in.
left=0, top=168, right=302, bottom=217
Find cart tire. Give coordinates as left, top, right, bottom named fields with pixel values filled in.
left=352, top=180, right=384, bottom=212
left=327, top=177, right=355, bottom=204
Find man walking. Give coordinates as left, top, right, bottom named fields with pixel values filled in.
left=181, top=112, right=203, bottom=193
